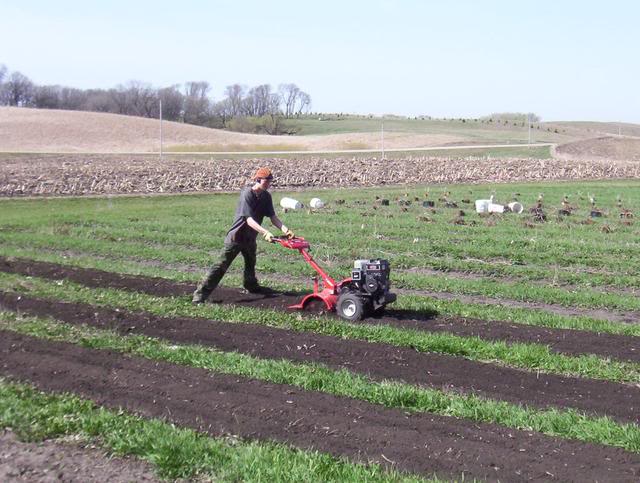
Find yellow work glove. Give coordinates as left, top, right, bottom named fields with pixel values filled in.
left=263, top=231, right=274, bottom=242
left=281, top=225, right=295, bottom=239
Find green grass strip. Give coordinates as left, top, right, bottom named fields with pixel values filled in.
left=0, top=378, right=430, bottom=482
left=1, top=271, right=639, bottom=386
left=394, top=294, right=640, bottom=337
left=2, top=311, right=640, bottom=455
left=4, top=230, right=640, bottom=312
left=394, top=271, right=640, bottom=311
left=2, top=246, right=640, bottom=340
left=31, top=217, right=636, bottom=311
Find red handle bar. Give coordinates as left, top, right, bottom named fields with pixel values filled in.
left=271, top=236, right=311, bottom=250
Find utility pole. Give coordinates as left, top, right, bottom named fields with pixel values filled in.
left=527, top=113, right=532, bottom=146
left=159, top=99, right=163, bottom=161
left=381, top=118, right=385, bottom=160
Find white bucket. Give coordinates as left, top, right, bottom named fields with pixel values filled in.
left=488, top=203, right=505, bottom=213
left=475, top=199, right=490, bottom=213
left=508, top=202, right=524, bottom=214
left=309, top=197, right=325, bottom=209
left=280, top=197, right=303, bottom=210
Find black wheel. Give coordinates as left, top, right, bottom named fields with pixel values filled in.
left=336, top=291, right=365, bottom=321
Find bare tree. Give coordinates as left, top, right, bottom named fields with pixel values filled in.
left=109, top=85, right=130, bottom=114
left=33, top=85, right=62, bottom=109
left=3, top=71, right=35, bottom=106
left=224, top=84, right=245, bottom=117
left=0, top=64, right=312, bottom=132
left=59, top=87, right=88, bottom=110
left=84, top=89, right=114, bottom=112
left=244, top=84, right=280, bottom=117
left=0, top=64, right=7, bottom=105
left=158, top=85, right=184, bottom=121
left=135, top=82, right=159, bottom=117
left=296, top=91, right=311, bottom=116
left=242, top=86, right=258, bottom=116
left=212, top=97, right=234, bottom=127
left=116, top=81, right=157, bottom=117
left=183, top=81, right=211, bottom=124
left=268, top=90, right=281, bottom=115
left=278, top=83, right=300, bottom=117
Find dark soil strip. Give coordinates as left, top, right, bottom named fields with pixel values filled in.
left=380, top=310, right=640, bottom=363
left=2, top=292, right=639, bottom=426
left=1, top=331, right=638, bottom=482
left=2, top=256, right=639, bottom=363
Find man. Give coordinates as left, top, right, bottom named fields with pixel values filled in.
left=192, top=167, right=295, bottom=304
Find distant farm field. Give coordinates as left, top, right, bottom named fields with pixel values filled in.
left=1, top=179, right=640, bottom=480
left=0, top=107, right=492, bottom=153
left=4, top=106, right=637, bottom=154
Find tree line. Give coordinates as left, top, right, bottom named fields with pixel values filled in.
left=0, top=64, right=311, bottom=134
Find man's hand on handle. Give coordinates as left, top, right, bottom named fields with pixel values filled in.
left=281, top=225, right=295, bottom=239
left=263, top=231, right=274, bottom=242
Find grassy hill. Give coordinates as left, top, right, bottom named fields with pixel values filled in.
left=1, top=107, right=638, bottom=158
left=284, top=116, right=568, bottom=140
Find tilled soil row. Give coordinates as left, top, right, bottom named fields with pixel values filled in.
left=2, top=256, right=639, bottom=363
left=1, top=330, right=639, bottom=482
left=2, top=291, right=639, bottom=425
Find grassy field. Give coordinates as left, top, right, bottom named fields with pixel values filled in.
left=1, top=179, right=639, bottom=480
left=284, top=117, right=575, bottom=143
left=2, top=179, right=638, bottom=290
left=159, top=144, right=553, bottom=159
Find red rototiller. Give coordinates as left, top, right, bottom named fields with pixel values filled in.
left=271, top=236, right=396, bottom=320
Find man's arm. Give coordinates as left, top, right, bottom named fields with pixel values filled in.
left=247, top=215, right=294, bottom=241
left=247, top=216, right=271, bottom=236
left=270, top=215, right=284, bottom=230
left=271, top=215, right=295, bottom=238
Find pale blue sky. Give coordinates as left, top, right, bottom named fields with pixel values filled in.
left=1, top=0, right=639, bottom=122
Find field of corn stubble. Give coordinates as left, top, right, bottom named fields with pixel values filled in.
left=1, top=178, right=640, bottom=482
left=2, top=151, right=639, bottom=196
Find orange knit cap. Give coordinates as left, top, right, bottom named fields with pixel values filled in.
left=253, top=167, right=273, bottom=180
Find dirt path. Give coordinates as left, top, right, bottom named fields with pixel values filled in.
left=1, top=331, right=638, bottom=482
left=2, top=256, right=638, bottom=363
left=2, top=292, right=639, bottom=425
left=0, top=430, right=159, bottom=482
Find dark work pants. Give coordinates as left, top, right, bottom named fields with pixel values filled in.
left=193, top=241, right=258, bottom=301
